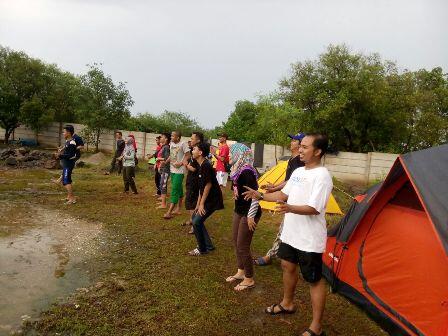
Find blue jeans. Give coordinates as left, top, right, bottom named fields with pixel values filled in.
left=192, top=210, right=215, bottom=253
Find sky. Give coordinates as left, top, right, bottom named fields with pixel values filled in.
left=0, top=0, right=447, bottom=128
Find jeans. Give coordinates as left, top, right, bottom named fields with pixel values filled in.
left=154, top=167, right=161, bottom=195
left=192, top=210, right=215, bottom=253
left=109, top=155, right=122, bottom=174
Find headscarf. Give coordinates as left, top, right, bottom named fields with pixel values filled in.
left=128, top=134, right=137, bottom=151
left=123, top=136, right=134, bottom=156
left=229, top=143, right=258, bottom=182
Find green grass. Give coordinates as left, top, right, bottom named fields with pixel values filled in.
left=0, top=165, right=385, bottom=336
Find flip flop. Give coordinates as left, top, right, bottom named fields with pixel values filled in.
left=254, top=257, right=271, bottom=266
left=163, top=214, right=174, bottom=220
left=302, top=328, right=326, bottom=336
left=265, top=303, right=296, bottom=315
left=225, top=275, right=244, bottom=283
left=234, top=283, right=255, bottom=291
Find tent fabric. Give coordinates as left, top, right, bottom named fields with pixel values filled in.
left=323, top=144, right=448, bottom=336
left=400, top=144, right=448, bottom=254
left=257, top=160, right=343, bottom=215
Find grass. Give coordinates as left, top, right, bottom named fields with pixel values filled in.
left=0, top=163, right=385, bottom=336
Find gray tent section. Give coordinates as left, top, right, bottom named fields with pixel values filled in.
left=401, top=144, right=448, bottom=254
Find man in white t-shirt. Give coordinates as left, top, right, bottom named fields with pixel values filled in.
left=243, top=133, right=333, bottom=336
left=163, top=130, right=190, bottom=219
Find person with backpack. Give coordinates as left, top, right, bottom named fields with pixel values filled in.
left=57, top=125, right=78, bottom=204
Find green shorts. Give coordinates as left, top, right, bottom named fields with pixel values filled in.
left=170, top=173, right=184, bottom=204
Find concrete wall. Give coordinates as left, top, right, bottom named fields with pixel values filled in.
left=1, top=122, right=398, bottom=184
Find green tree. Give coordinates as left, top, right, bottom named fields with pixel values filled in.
left=128, top=110, right=203, bottom=135
left=221, top=100, right=259, bottom=142
left=0, top=47, right=40, bottom=143
left=79, top=64, right=134, bottom=151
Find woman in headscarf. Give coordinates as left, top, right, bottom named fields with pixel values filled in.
left=128, top=134, right=138, bottom=165
left=121, top=136, right=138, bottom=194
left=225, top=143, right=262, bottom=291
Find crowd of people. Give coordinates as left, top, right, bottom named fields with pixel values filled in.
left=55, top=125, right=333, bottom=336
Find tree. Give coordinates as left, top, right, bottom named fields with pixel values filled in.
left=79, top=64, right=134, bottom=151
left=221, top=100, right=259, bottom=142
left=0, top=47, right=38, bottom=143
left=128, top=110, right=204, bottom=136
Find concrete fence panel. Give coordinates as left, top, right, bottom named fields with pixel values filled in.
left=1, top=122, right=400, bottom=185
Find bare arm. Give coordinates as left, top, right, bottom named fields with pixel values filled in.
left=185, top=163, right=197, bottom=172
left=242, top=186, right=288, bottom=203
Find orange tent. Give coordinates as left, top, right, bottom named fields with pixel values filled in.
left=323, top=145, right=448, bottom=336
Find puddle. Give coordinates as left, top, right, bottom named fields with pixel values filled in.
left=0, top=202, right=102, bottom=334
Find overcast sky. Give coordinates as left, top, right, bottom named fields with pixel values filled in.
left=1, top=0, right=447, bottom=128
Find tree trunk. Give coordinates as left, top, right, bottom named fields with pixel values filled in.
left=4, top=129, right=10, bottom=144
left=95, top=129, right=100, bottom=152
left=58, top=121, right=63, bottom=146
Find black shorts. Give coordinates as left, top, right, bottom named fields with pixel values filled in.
left=277, top=242, right=323, bottom=283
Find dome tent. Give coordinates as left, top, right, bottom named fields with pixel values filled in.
left=323, top=144, right=448, bottom=336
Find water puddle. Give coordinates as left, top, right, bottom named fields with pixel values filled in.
left=0, top=202, right=102, bottom=334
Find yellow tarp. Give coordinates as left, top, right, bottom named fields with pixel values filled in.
left=258, top=160, right=343, bottom=215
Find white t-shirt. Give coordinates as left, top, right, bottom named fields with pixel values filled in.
left=170, top=141, right=189, bottom=174
left=280, top=166, right=333, bottom=253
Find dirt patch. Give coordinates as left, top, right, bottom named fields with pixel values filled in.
left=0, top=201, right=102, bottom=334
left=82, top=152, right=108, bottom=165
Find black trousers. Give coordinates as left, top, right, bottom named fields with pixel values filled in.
left=155, top=167, right=161, bottom=195
left=123, top=166, right=137, bottom=193
left=109, top=156, right=122, bottom=174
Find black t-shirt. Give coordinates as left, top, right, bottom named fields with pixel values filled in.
left=198, top=159, right=224, bottom=212
left=285, top=155, right=305, bottom=181
left=73, top=134, right=84, bottom=160
left=234, top=169, right=262, bottom=218
left=116, top=139, right=125, bottom=156
left=186, top=152, right=200, bottom=191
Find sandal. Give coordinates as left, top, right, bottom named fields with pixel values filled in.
left=163, top=214, right=174, bottom=220
left=234, top=283, right=255, bottom=291
left=188, top=248, right=206, bottom=256
left=254, top=257, right=271, bottom=266
left=64, top=199, right=77, bottom=205
left=302, top=328, right=326, bottom=336
left=265, top=303, right=296, bottom=315
left=225, top=275, right=244, bottom=283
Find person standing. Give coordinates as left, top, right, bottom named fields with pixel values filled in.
left=121, top=136, right=138, bottom=194
left=183, top=132, right=203, bottom=229
left=188, top=142, right=224, bottom=256
left=156, top=133, right=171, bottom=209
left=213, top=133, right=230, bottom=190
left=163, top=130, right=190, bottom=219
left=225, top=143, right=262, bottom=291
left=57, top=125, right=78, bottom=204
left=243, top=133, right=333, bottom=336
left=53, top=125, right=84, bottom=184
left=254, top=132, right=305, bottom=266
left=107, top=131, right=125, bottom=175
left=148, top=135, right=162, bottom=197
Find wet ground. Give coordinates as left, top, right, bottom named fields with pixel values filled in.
left=0, top=201, right=102, bottom=335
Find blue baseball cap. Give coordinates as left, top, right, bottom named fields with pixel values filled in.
left=288, top=132, right=305, bottom=141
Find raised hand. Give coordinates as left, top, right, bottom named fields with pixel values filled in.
left=242, top=186, right=261, bottom=201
